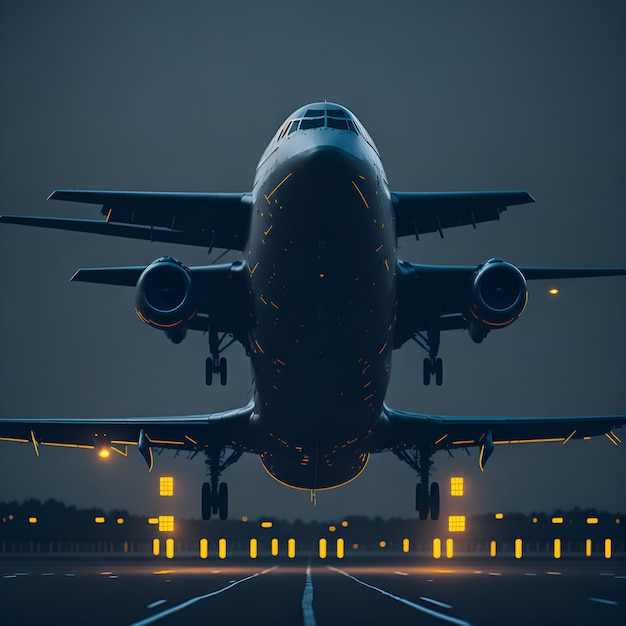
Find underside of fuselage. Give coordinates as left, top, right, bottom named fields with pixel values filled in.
left=244, top=117, right=397, bottom=489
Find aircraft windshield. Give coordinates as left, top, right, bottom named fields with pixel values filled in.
left=279, top=105, right=360, bottom=138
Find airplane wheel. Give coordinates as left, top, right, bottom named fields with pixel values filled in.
left=218, top=482, right=228, bottom=520
left=422, top=358, right=431, bottom=386
left=416, top=483, right=429, bottom=520
left=205, top=358, right=213, bottom=386
left=219, top=357, right=228, bottom=386
left=434, top=358, right=443, bottom=386
left=201, top=482, right=212, bottom=520
left=430, top=482, right=440, bottom=520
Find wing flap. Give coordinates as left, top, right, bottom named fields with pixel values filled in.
left=392, top=190, right=535, bottom=239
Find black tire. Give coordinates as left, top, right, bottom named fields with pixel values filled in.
left=218, top=482, right=228, bottom=521
left=416, top=483, right=429, bottom=520
left=423, top=358, right=431, bottom=386
left=201, top=482, right=212, bottom=521
left=435, top=358, right=443, bottom=386
left=205, top=358, right=213, bottom=386
left=219, top=357, right=228, bottom=386
left=430, top=482, right=440, bottom=520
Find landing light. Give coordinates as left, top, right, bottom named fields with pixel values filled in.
left=98, top=449, right=110, bottom=459
left=549, top=288, right=559, bottom=295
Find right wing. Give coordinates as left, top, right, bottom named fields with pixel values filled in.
left=72, top=260, right=249, bottom=336
left=0, top=189, right=253, bottom=251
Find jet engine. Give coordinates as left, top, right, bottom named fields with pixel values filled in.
left=135, top=257, right=196, bottom=342
left=466, top=258, right=527, bottom=343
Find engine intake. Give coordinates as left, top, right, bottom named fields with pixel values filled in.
left=467, top=258, right=527, bottom=343
left=135, top=257, right=196, bottom=333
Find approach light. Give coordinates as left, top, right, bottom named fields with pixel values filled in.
left=549, top=288, right=559, bottom=295
left=98, top=449, right=111, bottom=459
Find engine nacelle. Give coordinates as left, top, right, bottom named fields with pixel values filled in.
left=135, top=257, right=196, bottom=334
left=467, top=258, right=527, bottom=343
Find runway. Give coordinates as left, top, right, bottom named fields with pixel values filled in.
left=1, top=556, right=624, bottom=625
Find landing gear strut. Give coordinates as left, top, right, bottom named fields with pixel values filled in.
left=394, top=446, right=440, bottom=520
left=413, top=329, right=443, bottom=386
left=205, top=329, right=235, bottom=386
left=201, top=446, right=243, bottom=521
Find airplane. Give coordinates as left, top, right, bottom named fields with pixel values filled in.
left=1, top=102, right=625, bottom=521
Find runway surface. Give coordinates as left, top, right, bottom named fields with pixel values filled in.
left=1, top=555, right=624, bottom=625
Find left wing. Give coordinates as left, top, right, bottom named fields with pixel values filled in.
left=0, top=403, right=256, bottom=472
left=0, top=189, right=253, bottom=251
left=392, top=190, right=535, bottom=239
left=380, top=405, right=625, bottom=471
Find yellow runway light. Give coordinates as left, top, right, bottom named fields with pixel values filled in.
left=514, top=538, right=523, bottom=559
left=249, top=538, right=258, bottom=559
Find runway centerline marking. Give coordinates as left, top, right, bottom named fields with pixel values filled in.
left=328, top=566, right=472, bottom=626
left=302, top=559, right=317, bottom=626
left=588, top=597, right=619, bottom=606
left=127, top=566, right=277, bottom=626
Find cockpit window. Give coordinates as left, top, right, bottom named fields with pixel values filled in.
left=281, top=105, right=361, bottom=139
left=300, top=118, right=325, bottom=130
left=326, top=108, right=347, bottom=118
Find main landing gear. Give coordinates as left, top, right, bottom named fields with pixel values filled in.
left=205, top=329, right=235, bottom=386
left=412, top=329, right=443, bottom=386
left=201, top=446, right=243, bottom=521
left=394, top=446, right=440, bottom=520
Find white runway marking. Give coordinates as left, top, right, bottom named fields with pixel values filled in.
left=127, top=566, right=277, bottom=626
left=328, top=566, right=472, bottom=626
left=146, top=600, right=167, bottom=609
left=588, top=597, right=619, bottom=606
left=302, top=559, right=316, bottom=626
left=420, top=596, right=453, bottom=610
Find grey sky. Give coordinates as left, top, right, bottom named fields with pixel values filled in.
left=0, top=0, right=624, bottom=522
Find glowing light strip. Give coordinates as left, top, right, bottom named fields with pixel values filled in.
left=264, top=172, right=293, bottom=204
left=41, top=442, right=93, bottom=450
left=0, top=437, right=29, bottom=443
left=149, top=439, right=185, bottom=446
left=111, top=445, right=128, bottom=457
left=605, top=432, right=620, bottom=446
left=562, top=430, right=576, bottom=446
left=494, top=437, right=565, bottom=444
left=351, top=180, right=369, bottom=209
left=30, top=430, right=39, bottom=456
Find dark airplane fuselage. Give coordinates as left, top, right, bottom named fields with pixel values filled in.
left=244, top=104, right=396, bottom=490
